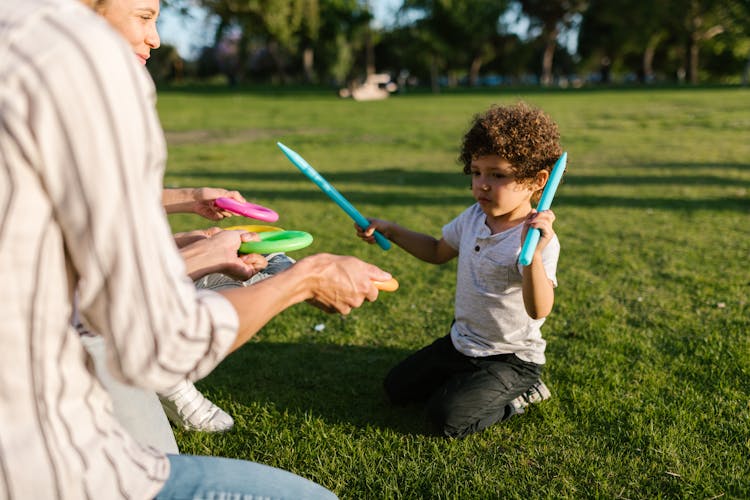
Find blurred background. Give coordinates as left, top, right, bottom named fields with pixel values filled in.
left=152, top=0, right=750, bottom=90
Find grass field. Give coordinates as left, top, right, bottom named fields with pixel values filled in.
left=158, top=86, right=749, bottom=499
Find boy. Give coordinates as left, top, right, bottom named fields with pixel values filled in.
left=357, top=102, right=563, bottom=438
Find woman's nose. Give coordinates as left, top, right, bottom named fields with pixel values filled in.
left=146, top=26, right=160, bottom=49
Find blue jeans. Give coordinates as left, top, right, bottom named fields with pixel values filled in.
left=156, top=454, right=338, bottom=499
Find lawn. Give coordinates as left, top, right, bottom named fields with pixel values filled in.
left=158, top=86, right=750, bottom=499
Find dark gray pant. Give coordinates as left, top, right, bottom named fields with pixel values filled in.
left=384, top=334, right=542, bottom=438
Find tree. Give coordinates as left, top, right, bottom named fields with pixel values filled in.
left=315, top=0, right=373, bottom=85
left=517, top=0, right=587, bottom=85
left=578, top=0, right=672, bottom=83
left=673, top=0, right=750, bottom=84
left=198, top=0, right=320, bottom=83
left=401, top=0, right=510, bottom=89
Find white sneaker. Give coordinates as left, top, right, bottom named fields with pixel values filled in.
left=509, top=379, right=552, bottom=416
left=158, top=380, right=234, bottom=433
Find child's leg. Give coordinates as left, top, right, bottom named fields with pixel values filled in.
left=384, top=334, right=473, bottom=405
left=426, top=353, right=541, bottom=438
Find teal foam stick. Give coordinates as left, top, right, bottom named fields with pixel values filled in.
left=519, top=152, right=567, bottom=266
left=277, top=142, right=391, bottom=250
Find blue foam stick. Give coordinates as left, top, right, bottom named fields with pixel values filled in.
left=519, top=152, right=567, bottom=266
left=277, top=142, right=391, bottom=250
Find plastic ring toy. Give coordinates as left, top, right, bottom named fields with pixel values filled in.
left=238, top=230, right=313, bottom=254
left=224, top=225, right=283, bottom=233
left=215, top=197, right=279, bottom=223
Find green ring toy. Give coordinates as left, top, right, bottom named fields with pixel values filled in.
left=238, top=230, right=313, bottom=254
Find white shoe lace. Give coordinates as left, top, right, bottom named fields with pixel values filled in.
left=158, top=380, right=234, bottom=433
left=509, top=380, right=552, bottom=415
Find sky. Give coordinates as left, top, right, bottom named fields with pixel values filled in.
left=158, top=0, right=402, bottom=60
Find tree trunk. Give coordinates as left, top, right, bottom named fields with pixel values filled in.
left=642, top=34, right=661, bottom=84
left=541, top=36, right=556, bottom=86
left=303, top=47, right=315, bottom=83
left=430, top=55, right=440, bottom=94
left=641, top=48, right=653, bottom=83
left=268, top=41, right=288, bottom=85
left=365, top=31, right=375, bottom=77
left=688, top=34, right=700, bottom=84
left=469, top=56, right=482, bottom=87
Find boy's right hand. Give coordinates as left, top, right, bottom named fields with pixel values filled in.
left=355, top=218, right=391, bottom=245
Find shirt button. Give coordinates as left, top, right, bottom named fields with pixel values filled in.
left=474, top=245, right=480, bottom=252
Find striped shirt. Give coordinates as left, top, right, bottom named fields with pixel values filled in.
left=0, top=0, right=238, bottom=498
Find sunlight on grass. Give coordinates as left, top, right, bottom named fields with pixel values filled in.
left=160, top=87, right=750, bottom=499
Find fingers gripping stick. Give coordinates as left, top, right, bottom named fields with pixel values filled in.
left=519, top=152, right=567, bottom=266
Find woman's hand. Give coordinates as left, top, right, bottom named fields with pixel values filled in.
left=163, top=187, right=247, bottom=220
left=179, top=229, right=267, bottom=281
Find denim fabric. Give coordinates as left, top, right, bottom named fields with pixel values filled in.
left=156, top=454, right=337, bottom=499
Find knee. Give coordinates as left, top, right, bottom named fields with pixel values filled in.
left=425, top=400, right=472, bottom=439
left=426, top=397, right=508, bottom=439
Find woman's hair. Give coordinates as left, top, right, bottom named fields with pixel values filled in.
left=79, top=0, right=108, bottom=12
left=459, top=102, right=562, bottom=185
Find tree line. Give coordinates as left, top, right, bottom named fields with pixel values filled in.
left=152, top=0, right=750, bottom=88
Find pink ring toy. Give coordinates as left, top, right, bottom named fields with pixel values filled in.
left=215, top=197, right=279, bottom=223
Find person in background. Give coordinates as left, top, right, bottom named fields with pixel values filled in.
left=0, top=0, right=391, bottom=497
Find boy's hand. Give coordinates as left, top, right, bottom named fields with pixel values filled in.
left=355, top=218, right=391, bottom=245
left=522, top=209, right=556, bottom=255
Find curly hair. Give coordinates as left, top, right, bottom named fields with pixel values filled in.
left=459, top=102, right=563, bottom=194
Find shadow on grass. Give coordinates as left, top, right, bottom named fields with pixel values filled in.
left=200, top=341, right=433, bottom=436
left=167, top=161, right=750, bottom=189
left=166, top=164, right=749, bottom=211
left=166, top=167, right=468, bottom=189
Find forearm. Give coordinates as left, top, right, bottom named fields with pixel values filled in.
left=522, top=258, right=555, bottom=319
left=162, top=187, right=198, bottom=214
left=220, top=268, right=314, bottom=353
left=384, top=224, right=448, bottom=264
left=219, top=253, right=383, bottom=353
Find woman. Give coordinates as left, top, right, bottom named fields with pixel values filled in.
left=84, top=0, right=254, bottom=438
left=1, top=0, right=391, bottom=497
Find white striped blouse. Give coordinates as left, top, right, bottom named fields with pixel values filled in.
left=0, top=0, right=238, bottom=497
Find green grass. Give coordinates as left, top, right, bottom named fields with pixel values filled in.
left=158, top=87, right=750, bottom=499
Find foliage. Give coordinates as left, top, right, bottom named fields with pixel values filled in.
left=400, top=0, right=511, bottom=87
left=160, top=0, right=750, bottom=86
left=158, top=86, right=750, bottom=499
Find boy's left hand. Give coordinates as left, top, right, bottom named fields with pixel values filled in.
left=521, top=209, right=556, bottom=254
